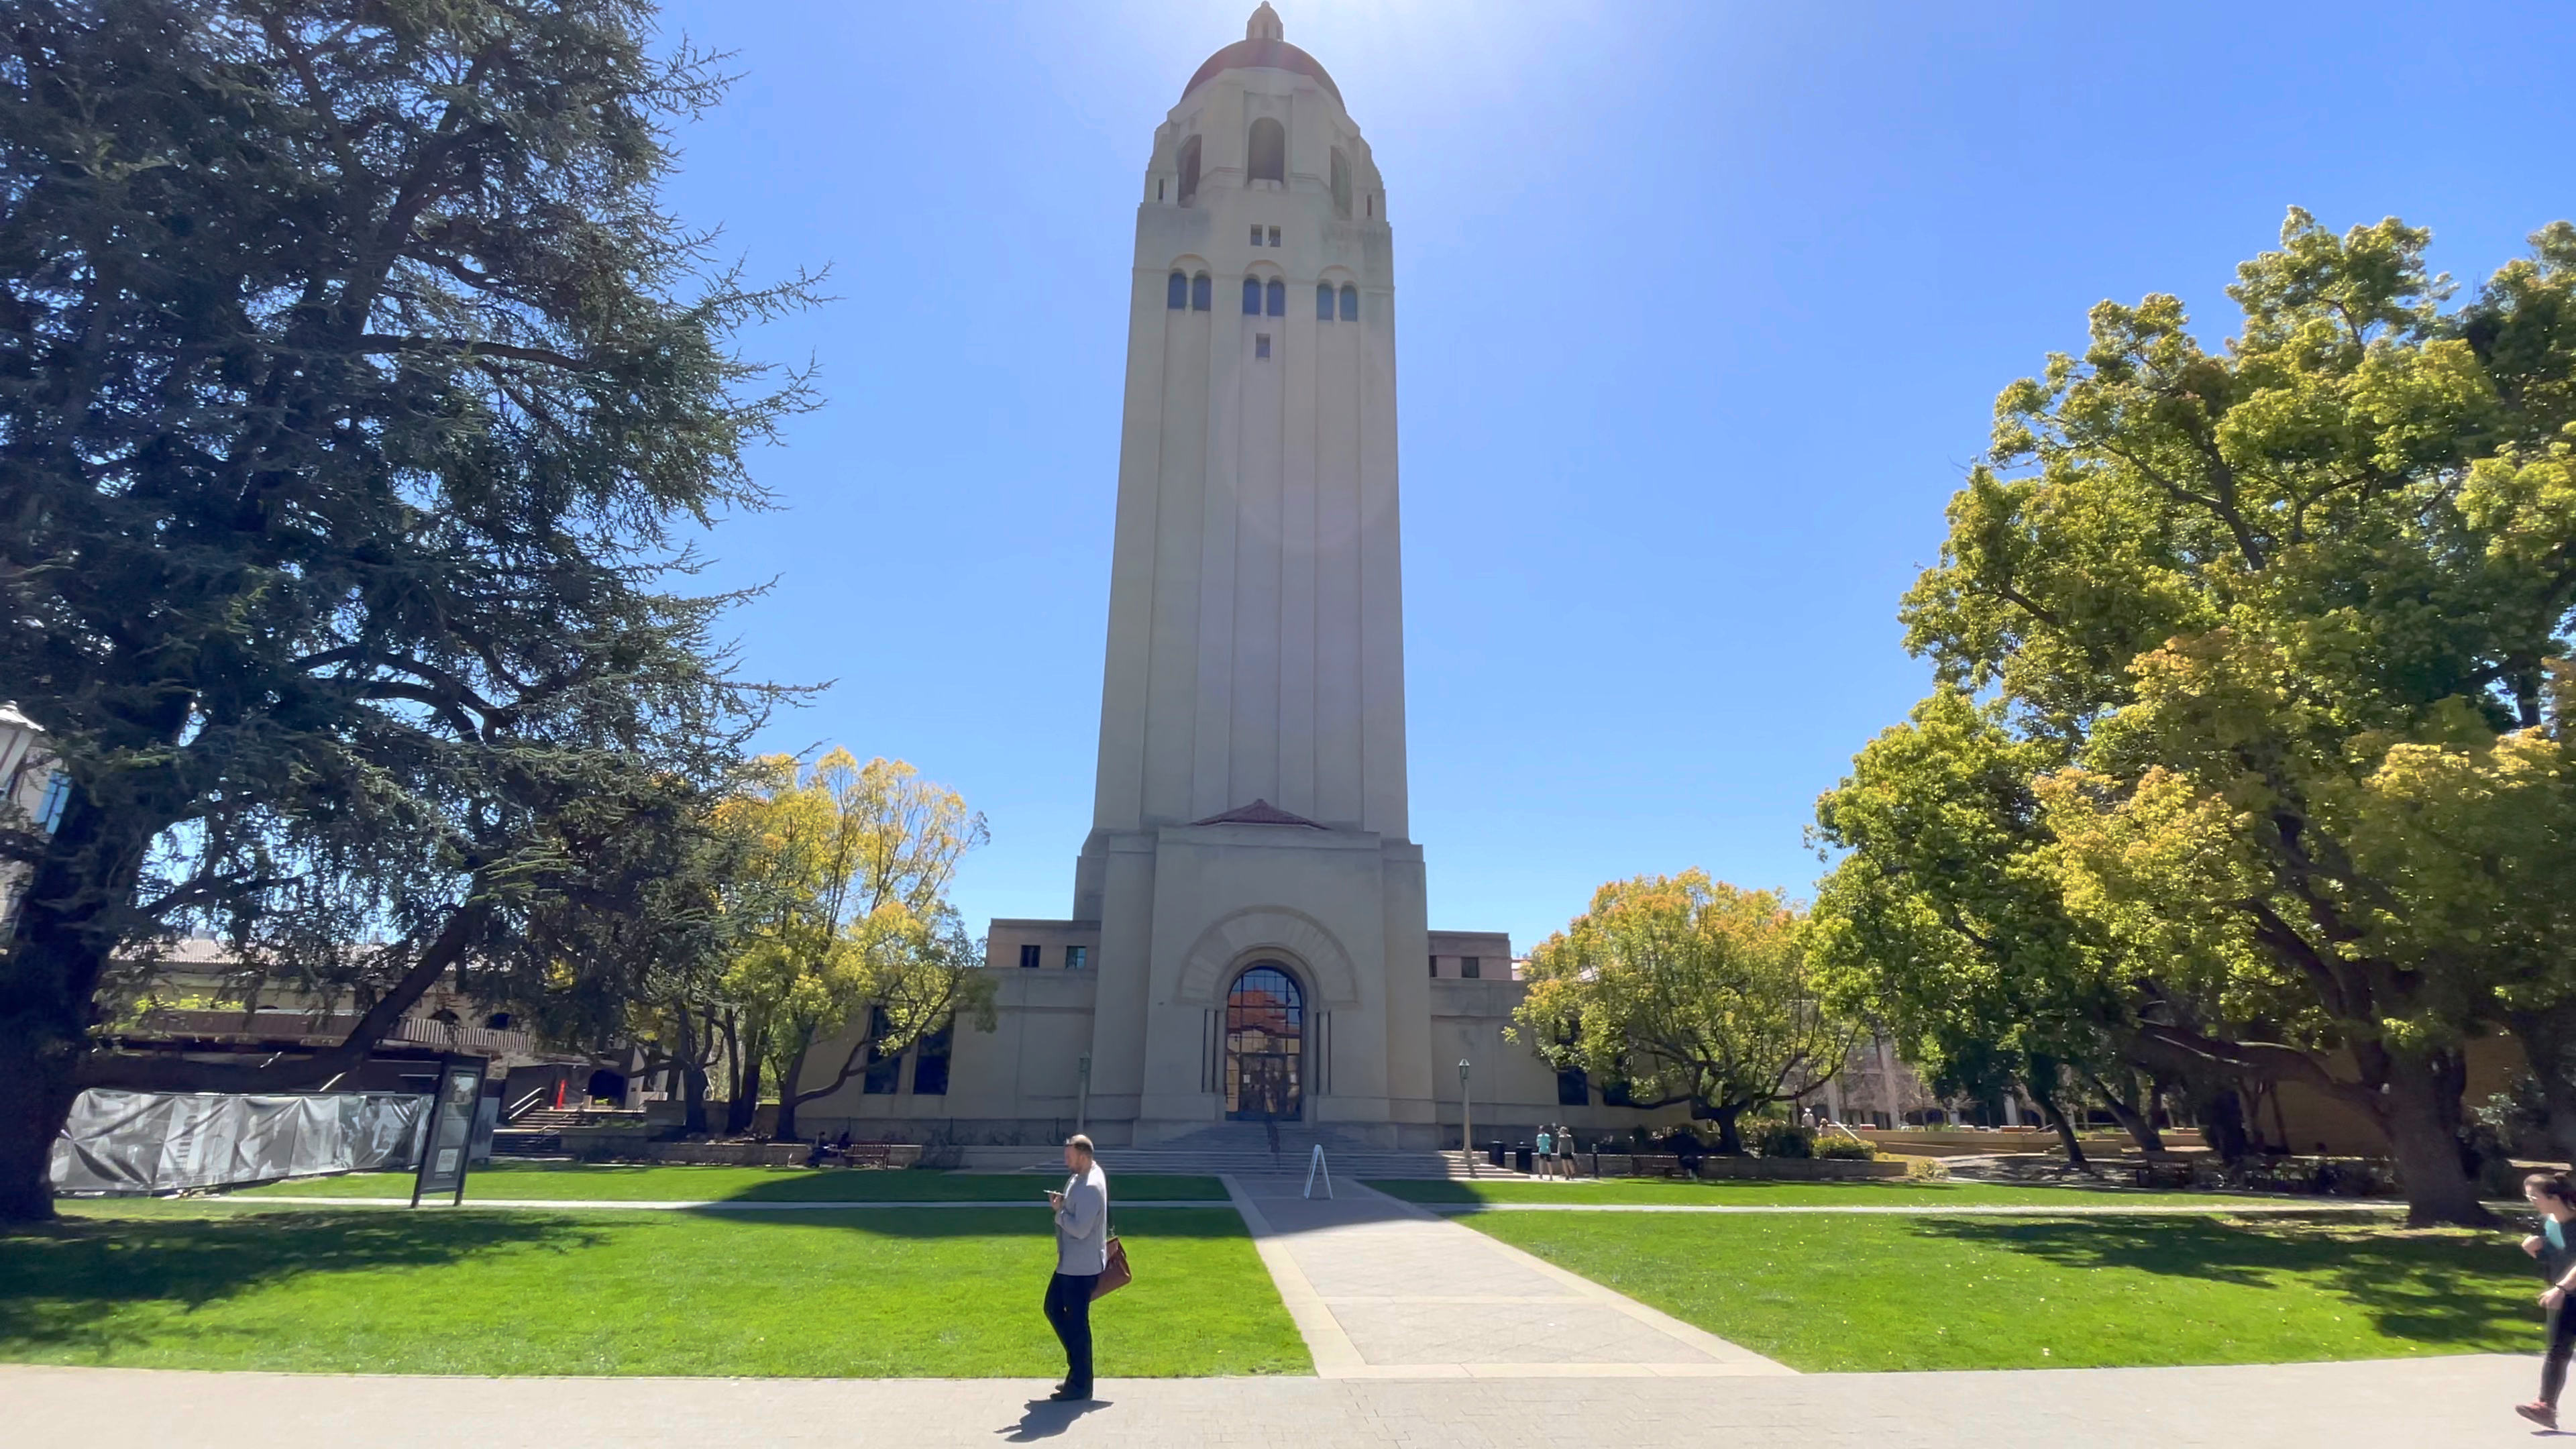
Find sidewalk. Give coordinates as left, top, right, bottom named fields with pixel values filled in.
left=1221, top=1173, right=1787, bottom=1379
left=5, top=1357, right=2537, bottom=1448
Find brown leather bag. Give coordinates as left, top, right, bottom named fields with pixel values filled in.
left=1090, top=1230, right=1132, bottom=1300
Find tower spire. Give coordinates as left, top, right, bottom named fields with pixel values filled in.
left=1247, top=3, right=1283, bottom=42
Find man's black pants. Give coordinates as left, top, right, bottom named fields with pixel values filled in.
left=1043, top=1271, right=1100, bottom=1394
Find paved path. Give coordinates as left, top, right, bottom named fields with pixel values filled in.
left=227, top=1197, right=1230, bottom=1211
left=1417, top=1199, right=2406, bottom=1216
left=1220, top=1173, right=1786, bottom=1379
left=4, top=1358, right=2542, bottom=1448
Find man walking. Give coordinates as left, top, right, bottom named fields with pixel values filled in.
left=1042, top=1134, right=1110, bottom=1403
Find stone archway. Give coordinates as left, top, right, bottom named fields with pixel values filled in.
left=1174, top=907, right=1362, bottom=1009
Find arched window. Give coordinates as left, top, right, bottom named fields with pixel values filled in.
left=1330, top=148, right=1352, bottom=219
left=1225, top=964, right=1304, bottom=1121
left=1242, top=277, right=1262, bottom=315
left=1339, top=284, right=1358, bottom=321
left=1265, top=279, right=1285, bottom=317
left=1316, top=282, right=1334, bottom=320
left=1177, top=135, right=1202, bottom=206
left=1247, top=117, right=1285, bottom=184
left=1167, top=270, right=1187, bottom=309
left=1191, top=272, right=1211, bottom=311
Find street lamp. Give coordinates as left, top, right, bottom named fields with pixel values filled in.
left=1458, top=1059, right=1473, bottom=1177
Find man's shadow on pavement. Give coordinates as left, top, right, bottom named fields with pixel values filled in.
left=1000, top=1396, right=1108, bottom=1442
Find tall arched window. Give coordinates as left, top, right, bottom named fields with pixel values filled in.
left=1242, top=277, right=1262, bottom=315
left=1177, top=135, right=1202, bottom=206
left=1225, top=964, right=1304, bottom=1121
left=1339, top=284, right=1358, bottom=321
left=1316, top=282, right=1334, bottom=321
left=1191, top=272, right=1212, bottom=311
left=1167, top=270, right=1187, bottom=309
left=1246, top=117, right=1285, bottom=184
left=1265, top=279, right=1285, bottom=317
left=1330, top=148, right=1352, bottom=219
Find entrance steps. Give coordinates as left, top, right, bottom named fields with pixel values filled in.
left=953, top=1124, right=1474, bottom=1181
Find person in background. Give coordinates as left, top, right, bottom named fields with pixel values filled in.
left=2517, top=1172, right=2576, bottom=1428
left=1555, top=1124, right=1577, bottom=1179
left=1532, top=1125, right=1552, bottom=1179
left=1042, top=1134, right=1110, bottom=1403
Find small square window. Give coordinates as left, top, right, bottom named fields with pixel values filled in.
left=1267, top=225, right=1281, bottom=247
left=1065, top=945, right=1087, bottom=970
left=1255, top=333, right=1271, bottom=359
left=1018, top=943, right=1041, bottom=969
left=1249, top=224, right=1263, bottom=246
left=1462, top=956, right=1481, bottom=979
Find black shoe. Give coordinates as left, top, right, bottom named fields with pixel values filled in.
left=1048, top=1386, right=1091, bottom=1402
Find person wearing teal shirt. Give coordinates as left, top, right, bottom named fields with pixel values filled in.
left=2516, top=1172, right=2576, bottom=1429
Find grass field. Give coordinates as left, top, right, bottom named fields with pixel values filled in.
left=1, top=1199, right=1304, bottom=1377
left=1365, top=1177, right=2295, bottom=1209
left=228, top=1161, right=1229, bottom=1203
left=1464, top=1208, right=2543, bottom=1372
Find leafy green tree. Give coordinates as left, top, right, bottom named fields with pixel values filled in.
left=1811, top=689, right=2137, bottom=1165
left=712, top=751, right=993, bottom=1140
left=1856, top=210, right=2576, bottom=1226
left=1515, top=871, right=1855, bottom=1155
left=0, top=1, right=818, bottom=1220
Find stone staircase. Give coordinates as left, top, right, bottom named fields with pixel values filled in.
left=491, top=1106, right=596, bottom=1157
left=953, top=1122, right=1470, bottom=1181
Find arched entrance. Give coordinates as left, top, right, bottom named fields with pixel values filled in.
left=1224, top=963, right=1303, bottom=1122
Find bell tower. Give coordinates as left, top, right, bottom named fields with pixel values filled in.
left=1070, top=6, right=1435, bottom=1146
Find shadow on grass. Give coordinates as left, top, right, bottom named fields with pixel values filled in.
left=1913, top=1212, right=2539, bottom=1348
left=673, top=1204, right=1255, bottom=1242
left=0, top=1209, right=604, bottom=1356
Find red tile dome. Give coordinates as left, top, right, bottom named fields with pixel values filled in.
left=1184, top=5, right=1342, bottom=107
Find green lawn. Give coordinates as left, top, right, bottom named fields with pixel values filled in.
left=2, top=1199, right=1304, bottom=1377
left=1464, top=1208, right=2544, bottom=1372
left=228, top=1161, right=1228, bottom=1203
left=1367, top=1177, right=2285, bottom=1208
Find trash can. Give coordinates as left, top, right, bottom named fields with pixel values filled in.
left=1513, top=1145, right=1534, bottom=1174
left=1487, top=1139, right=1506, bottom=1167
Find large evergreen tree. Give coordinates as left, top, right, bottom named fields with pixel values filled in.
left=0, top=0, right=818, bottom=1221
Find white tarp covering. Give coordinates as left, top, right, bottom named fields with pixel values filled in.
left=49, top=1088, right=429, bottom=1195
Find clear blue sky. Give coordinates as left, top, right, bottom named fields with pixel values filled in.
left=652, top=0, right=2576, bottom=955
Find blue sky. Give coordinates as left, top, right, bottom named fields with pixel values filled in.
left=652, top=0, right=2576, bottom=955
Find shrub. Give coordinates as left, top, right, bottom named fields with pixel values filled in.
left=1751, top=1122, right=1814, bottom=1159
left=1902, top=1156, right=1950, bottom=1181
left=1815, top=1138, right=1876, bottom=1161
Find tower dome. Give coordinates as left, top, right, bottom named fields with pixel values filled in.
left=1183, top=3, right=1341, bottom=107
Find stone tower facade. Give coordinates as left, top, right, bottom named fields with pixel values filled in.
left=1071, top=4, right=1434, bottom=1146
left=787, top=9, right=1682, bottom=1156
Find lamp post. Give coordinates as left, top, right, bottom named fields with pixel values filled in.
left=1075, top=1054, right=1091, bottom=1137
left=1458, top=1059, right=1473, bottom=1177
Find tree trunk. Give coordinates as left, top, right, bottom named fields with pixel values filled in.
left=727, top=1022, right=766, bottom=1137
left=1709, top=1105, right=1745, bottom=1156
left=2381, top=1052, right=2493, bottom=1228
left=0, top=797, right=156, bottom=1223
left=2186, top=1083, right=2255, bottom=1167
left=2083, top=1068, right=2165, bottom=1154
left=2025, top=1063, right=2089, bottom=1171
left=2508, top=1010, right=2576, bottom=1167
left=773, top=1028, right=815, bottom=1142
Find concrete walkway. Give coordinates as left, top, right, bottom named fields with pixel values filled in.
left=1220, top=1173, right=1787, bottom=1379
left=229, top=1197, right=1230, bottom=1210
left=1418, top=1199, right=2407, bottom=1216
left=3, top=1357, right=2542, bottom=1448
